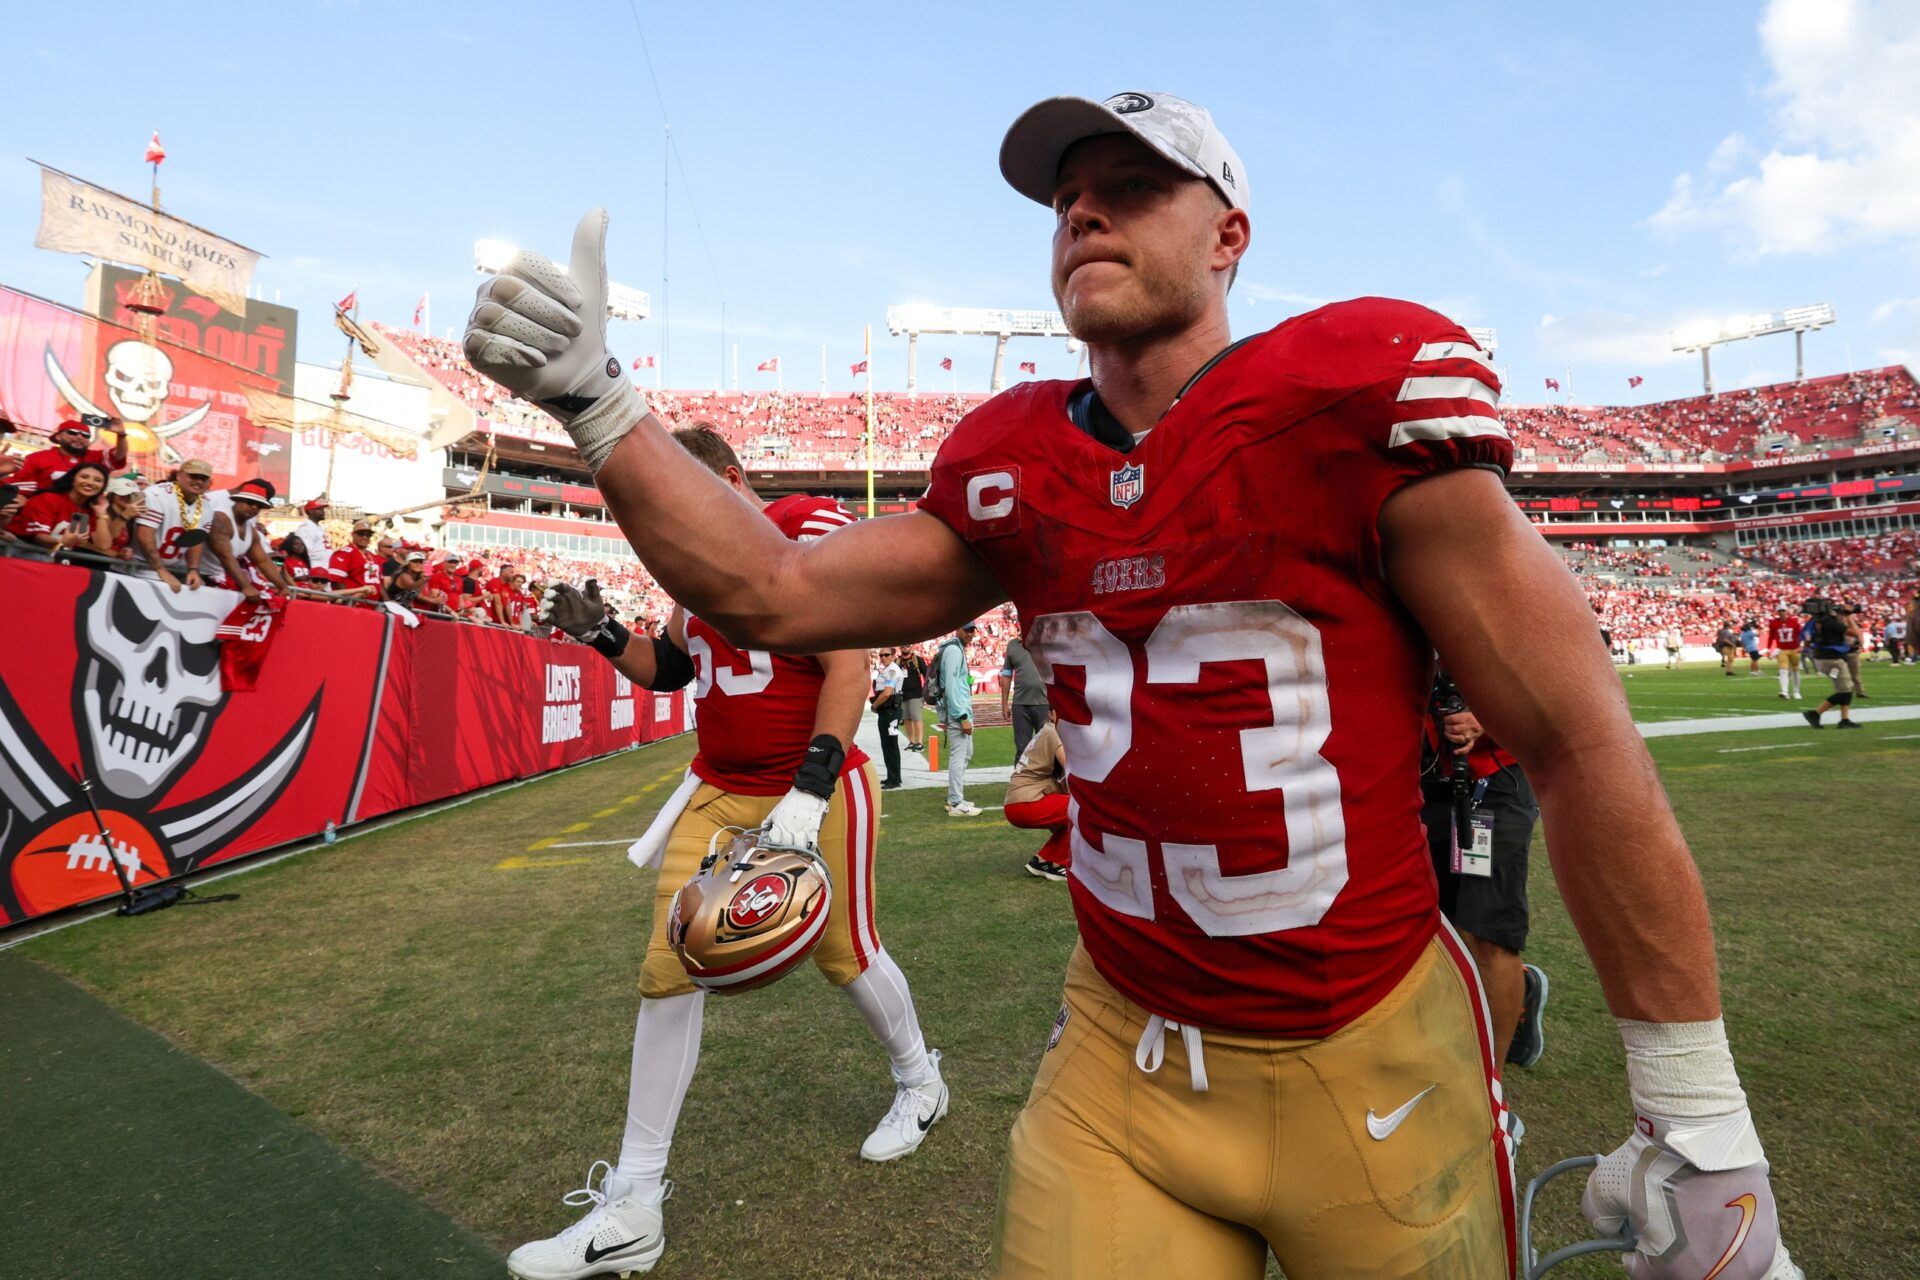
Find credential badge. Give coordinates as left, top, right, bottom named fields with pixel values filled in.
left=1109, top=461, right=1145, bottom=509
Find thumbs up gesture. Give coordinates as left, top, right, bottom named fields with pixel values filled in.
left=464, top=208, right=646, bottom=471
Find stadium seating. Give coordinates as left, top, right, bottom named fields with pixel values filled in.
left=1506, top=367, right=1920, bottom=462
left=369, top=321, right=1920, bottom=469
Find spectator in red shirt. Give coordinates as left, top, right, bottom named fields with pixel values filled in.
left=422, top=553, right=466, bottom=613
left=9, top=460, right=111, bottom=548
left=326, top=519, right=383, bottom=599
left=14, top=419, right=129, bottom=496
left=279, top=533, right=315, bottom=584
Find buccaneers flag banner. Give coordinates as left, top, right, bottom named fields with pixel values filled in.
left=0, top=558, right=689, bottom=927
left=0, top=284, right=283, bottom=493
left=33, top=163, right=261, bottom=317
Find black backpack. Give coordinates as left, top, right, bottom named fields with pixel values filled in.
left=924, top=642, right=959, bottom=709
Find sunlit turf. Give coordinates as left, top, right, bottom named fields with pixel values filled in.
left=15, top=663, right=1920, bottom=1277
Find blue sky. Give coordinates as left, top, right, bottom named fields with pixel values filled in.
left=4, top=0, right=1915, bottom=404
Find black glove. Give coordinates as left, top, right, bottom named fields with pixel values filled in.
left=538, top=579, right=628, bottom=658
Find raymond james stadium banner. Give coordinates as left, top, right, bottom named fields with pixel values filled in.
left=0, top=284, right=285, bottom=493
left=0, top=558, right=688, bottom=928
left=34, top=164, right=263, bottom=317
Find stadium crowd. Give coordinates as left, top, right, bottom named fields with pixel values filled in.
left=1506, top=366, right=1920, bottom=462
left=3, top=404, right=1915, bottom=674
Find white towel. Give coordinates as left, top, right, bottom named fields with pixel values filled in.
left=628, top=770, right=702, bottom=871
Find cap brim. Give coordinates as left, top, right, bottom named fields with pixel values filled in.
left=1000, top=95, right=1211, bottom=207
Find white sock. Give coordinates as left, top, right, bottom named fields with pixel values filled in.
left=615, top=991, right=706, bottom=1198
left=1779, top=667, right=1790, bottom=695
left=843, top=948, right=935, bottom=1087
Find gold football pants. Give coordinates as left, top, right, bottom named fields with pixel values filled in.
left=641, top=763, right=881, bottom=998
left=993, top=927, right=1516, bottom=1280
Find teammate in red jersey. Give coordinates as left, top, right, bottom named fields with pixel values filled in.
left=1766, top=607, right=1803, bottom=700
left=501, top=425, right=944, bottom=1280
left=465, top=92, right=1799, bottom=1280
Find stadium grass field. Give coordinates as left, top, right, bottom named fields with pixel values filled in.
left=9, top=660, right=1918, bottom=1278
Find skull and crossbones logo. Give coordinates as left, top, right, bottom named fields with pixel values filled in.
left=44, top=340, right=211, bottom=463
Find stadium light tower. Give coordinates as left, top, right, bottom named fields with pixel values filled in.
left=473, top=240, right=651, bottom=322
left=1670, top=304, right=1835, bottom=395
left=886, top=305, right=1074, bottom=392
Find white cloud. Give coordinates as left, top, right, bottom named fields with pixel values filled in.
left=1652, top=0, right=1920, bottom=256
left=1536, top=311, right=1697, bottom=366
left=1871, top=296, right=1920, bottom=324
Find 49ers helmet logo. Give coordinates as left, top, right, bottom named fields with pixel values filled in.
left=727, top=873, right=790, bottom=928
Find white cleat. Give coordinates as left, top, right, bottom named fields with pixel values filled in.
left=506, top=1162, right=667, bottom=1280
left=860, top=1049, right=949, bottom=1162
left=945, top=801, right=982, bottom=817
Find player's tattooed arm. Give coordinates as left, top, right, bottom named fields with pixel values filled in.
left=1380, top=466, right=1721, bottom=1023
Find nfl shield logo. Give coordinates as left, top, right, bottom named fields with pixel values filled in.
left=1109, top=462, right=1145, bottom=509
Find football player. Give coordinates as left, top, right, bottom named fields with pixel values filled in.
left=465, top=94, right=1800, bottom=1279
left=1766, top=606, right=1803, bottom=699
left=503, top=424, right=945, bottom=1280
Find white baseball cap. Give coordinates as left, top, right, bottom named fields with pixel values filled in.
left=1000, top=91, right=1249, bottom=213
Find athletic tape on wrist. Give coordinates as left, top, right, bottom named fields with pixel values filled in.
left=567, top=381, right=649, bottom=473
left=1619, top=1016, right=1764, bottom=1170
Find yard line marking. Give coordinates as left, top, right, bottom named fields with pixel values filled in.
left=494, top=854, right=596, bottom=871
left=593, top=807, right=622, bottom=818
left=548, top=838, right=641, bottom=848
left=561, top=821, right=594, bottom=833
left=1884, top=734, right=1920, bottom=741
left=526, top=836, right=558, bottom=851
left=1718, top=743, right=1813, bottom=753
left=1639, top=703, right=1920, bottom=740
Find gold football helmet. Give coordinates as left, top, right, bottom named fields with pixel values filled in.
left=666, top=827, right=833, bottom=994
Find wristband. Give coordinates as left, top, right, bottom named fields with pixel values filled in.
left=558, top=380, right=649, bottom=473
left=791, top=734, right=846, bottom=801
left=1619, top=1016, right=1763, bottom=1170
left=586, top=616, right=630, bottom=660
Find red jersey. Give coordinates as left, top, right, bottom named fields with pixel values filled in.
left=920, top=298, right=1511, bottom=1036
left=13, top=445, right=115, bottom=496
left=9, top=490, right=84, bottom=540
left=425, top=569, right=464, bottom=611
left=685, top=494, right=868, bottom=795
left=328, top=546, right=382, bottom=593
left=1767, top=618, right=1800, bottom=651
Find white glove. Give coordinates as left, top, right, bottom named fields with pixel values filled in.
left=1582, top=1018, right=1802, bottom=1280
left=463, top=208, right=647, bottom=471
left=1580, top=1129, right=1799, bottom=1279
left=760, top=789, right=830, bottom=853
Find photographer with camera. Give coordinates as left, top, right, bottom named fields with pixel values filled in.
left=1423, top=669, right=1549, bottom=1072
left=1802, top=597, right=1862, bottom=730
